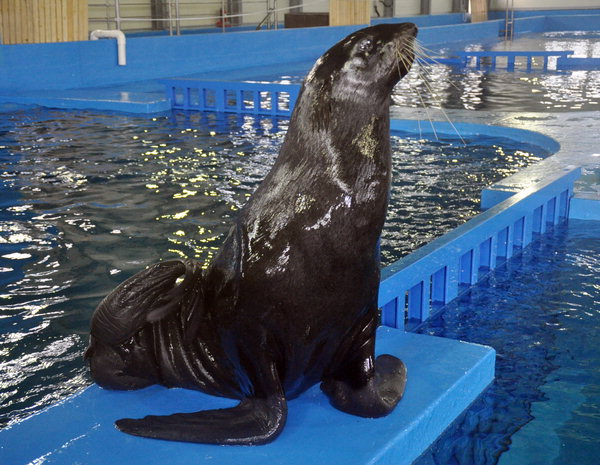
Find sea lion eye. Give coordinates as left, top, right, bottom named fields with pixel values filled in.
left=358, top=39, right=373, bottom=53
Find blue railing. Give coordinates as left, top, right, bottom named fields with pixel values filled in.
left=424, top=50, right=575, bottom=71
left=556, top=56, right=600, bottom=70
left=456, top=50, right=574, bottom=70
left=161, top=79, right=301, bottom=116
left=378, top=166, right=581, bottom=331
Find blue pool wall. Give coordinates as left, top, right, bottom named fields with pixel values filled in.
left=0, top=15, right=492, bottom=93
left=0, top=9, right=598, bottom=94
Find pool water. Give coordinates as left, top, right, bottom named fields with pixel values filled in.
left=414, top=220, right=600, bottom=465
left=0, top=106, right=547, bottom=427
left=248, top=31, right=600, bottom=112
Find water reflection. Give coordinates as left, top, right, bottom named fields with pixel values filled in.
left=0, top=107, right=547, bottom=427
left=263, top=32, right=600, bottom=112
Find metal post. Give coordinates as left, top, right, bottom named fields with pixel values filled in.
left=115, top=0, right=122, bottom=30
left=221, top=0, right=226, bottom=32
left=105, top=1, right=110, bottom=29
left=274, top=0, right=278, bottom=30
left=265, top=0, right=270, bottom=29
left=505, top=0, right=515, bottom=41
left=175, top=0, right=181, bottom=35
left=167, top=0, right=173, bottom=35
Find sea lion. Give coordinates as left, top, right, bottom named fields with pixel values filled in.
left=86, top=22, right=418, bottom=445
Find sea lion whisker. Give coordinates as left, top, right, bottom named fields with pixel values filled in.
left=414, top=57, right=463, bottom=95
left=400, top=43, right=465, bottom=145
left=408, top=72, right=439, bottom=140
left=411, top=67, right=466, bottom=145
left=410, top=41, right=464, bottom=95
left=400, top=41, right=452, bottom=141
left=392, top=43, right=437, bottom=139
left=411, top=39, right=442, bottom=58
left=393, top=44, right=434, bottom=127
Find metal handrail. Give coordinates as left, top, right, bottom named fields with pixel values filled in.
left=89, top=0, right=329, bottom=34
left=256, top=0, right=278, bottom=30
left=504, top=0, right=515, bottom=41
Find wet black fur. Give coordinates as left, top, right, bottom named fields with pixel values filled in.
left=87, top=22, right=417, bottom=445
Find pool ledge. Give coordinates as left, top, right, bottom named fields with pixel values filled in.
left=0, top=88, right=171, bottom=114
left=0, top=328, right=495, bottom=465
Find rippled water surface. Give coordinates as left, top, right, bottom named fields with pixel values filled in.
left=253, top=31, right=600, bottom=112
left=414, top=220, right=600, bottom=465
left=0, top=107, right=547, bottom=427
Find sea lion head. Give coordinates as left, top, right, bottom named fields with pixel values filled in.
left=301, top=23, right=417, bottom=128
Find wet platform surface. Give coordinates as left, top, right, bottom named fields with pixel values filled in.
left=0, top=329, right=495, bottom=465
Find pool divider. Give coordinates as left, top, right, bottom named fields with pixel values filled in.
left=423, top=50, right=576, bottom=71
left=378, top=165, right=581, bottom=332
left=161, top=78, right=301, bottom=116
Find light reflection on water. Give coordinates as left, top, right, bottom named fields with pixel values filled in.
left=0, top=107, right=547, bottom=427
left=264, top=31, right=600, bottom=112
left=403, top=31, right=600, bottom=111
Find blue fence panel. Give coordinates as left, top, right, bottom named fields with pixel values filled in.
left=378, top=167, right=581, bottom=331
left=556, top=57, right=600, bottom=70
left=424, top=50, right=576, bottom=71
left=162, top=79, right=301, bottom=117
left=455, top=50, right=574, bottom=70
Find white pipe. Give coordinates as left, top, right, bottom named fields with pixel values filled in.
left=90, top=29, right=127, bottom=66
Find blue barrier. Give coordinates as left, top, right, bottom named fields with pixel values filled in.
left=426, top=50, right=600, bottom=72
left=425, top=50, right=575, bottom=71
left=378, top=166, right=581, bottom=331
left=557, top=56, right=600, bottom=70
left=162, top=79, right=301, bottom=116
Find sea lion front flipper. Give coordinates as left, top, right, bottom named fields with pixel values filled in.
left=321, top=316, right=407, bottom=418
left=115, top=393, right=287, bottom=445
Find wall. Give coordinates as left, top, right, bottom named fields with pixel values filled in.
left=0, top=14, right=486, bottom=93
left=0, top=0, right=88, bottom=44
left=395, top=0, right=421, bottom=16
left=431, top=0, right=453, bottom=14
left=489, top=0, right=600, bottom=10
left=488, top=8, right=600, bottom=20
left=88, top=0, right=154, bottom=31
left=302, top=0, right=329, bottom=13
left=85, top=0, right=462, bottom=29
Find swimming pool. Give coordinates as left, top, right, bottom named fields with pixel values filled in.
left=414, top=219, right=600, bottom=464
left=1, top=11, right=600, bottom=463
left=241, top=31, right=600, bottom=113
left=0, top=106, right=549, bottom=428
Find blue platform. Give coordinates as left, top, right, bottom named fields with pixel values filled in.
left=0, top=328, right=495, bottom=465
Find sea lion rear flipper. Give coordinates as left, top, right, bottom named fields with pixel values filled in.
left=116, top=351, right=287, bottom=445
left=321, top=315, right=407, bottom=418
left=115, top=394, right=287, bottom=445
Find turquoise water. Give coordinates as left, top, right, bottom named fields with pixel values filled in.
left=414, top=220, right=600, bottom=464
left=0, top=106, right=547, bottom=428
